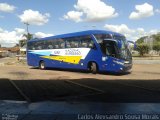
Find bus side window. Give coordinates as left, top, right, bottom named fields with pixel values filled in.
left=65, top=37, right=79, bottom=48
left=47, top=42, right=53, bottom=49
left=58, top=39, right=65, bottom=49
left=67, top=44, right=71, bottom=48
left=55, top=45, right=59, bottom=49
left=27, top=42, right=34, bottom=50
left=79, top=36, right=93, bottom=48
left=48, top=44, right=53, bottom=49
left=52, top=39, right=65, bottom=49
left=52, top=39, right=59, bottom=49
left=60, top=42, right=65, bottom=48
left=81, top=42, right=87, bottom=47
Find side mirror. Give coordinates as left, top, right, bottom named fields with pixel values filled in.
left=117, top=40, right=122, bottom=49
left=127, top=41, right=136, bottom=50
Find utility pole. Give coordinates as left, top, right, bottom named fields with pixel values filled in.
left=24, top=22, right=29, bottom=34
left=24, top=22, right=30, bottom=41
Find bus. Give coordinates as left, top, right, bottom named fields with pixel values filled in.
left=27, top=30, right=132, bottom=74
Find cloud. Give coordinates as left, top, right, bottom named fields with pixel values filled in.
left=0, top=28, right=25, bottom=47
left=129, top=3, right=154, bottom=20
left=63, top=0, right=118, bottom=22
left=0, top=28, right=53, bottom=47
left=0, top=3, right=16, bottom=13
left=104, top=24, right=135, bottom=35
left=0, top=28, right=3, bottom=32
left=14, top=28, right=26, bottom=35
left=19, top=9, right=50, bottom=25
left=63, top=11, right=83, bottom=22
left=104, top=24, right=159, bottom=41
left=155, top=9, right=160, bottom=13
left=34, top=32, right=53, bottom=38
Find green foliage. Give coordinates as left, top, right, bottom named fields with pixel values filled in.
left=136, top=44, right=150, bottom=56
left=153, top=43, right=160, bottom=55
left=136, top=36, right=147, bottom=44
left=151, top=34, right=160, bottom=44
left=23, top=33, right=33, bottom=40
left=153, top=44, right=160, bottom=51
left=136, top=33, right=160, bottom=56
left=19, top=40, right=27, bottom=47
left=136, top=33, right=160, bottom=44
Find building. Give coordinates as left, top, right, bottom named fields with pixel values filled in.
left=0, top=47, right=20, bottom=58
left=0, top=47, right=8, bottom=58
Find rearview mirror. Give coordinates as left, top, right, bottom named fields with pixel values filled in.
left=127, top=41, right=136, bottom=50
left=117, top=40, right=122, bottom=49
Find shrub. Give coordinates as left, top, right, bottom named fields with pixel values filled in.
left=136, top=44, right=150, bottom=56
left=153, top=43, right=160, bottom=55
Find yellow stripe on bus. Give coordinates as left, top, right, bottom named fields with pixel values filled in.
left=41, top=56, right=82, bottom=64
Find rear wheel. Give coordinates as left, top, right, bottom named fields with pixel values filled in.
left=90, top=62, right=97, bottom=74
left=39, top=61, right=45, bottom=70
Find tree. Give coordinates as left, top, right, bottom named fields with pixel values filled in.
left=153, top=43, right=160, bottom=56
left=19, top=39, right=26, bottom=47
left=136, top=36, right=147, bottom=44
left=23, top=33, right=33, bottom=40
left=136, top=44, right=150, bottom=56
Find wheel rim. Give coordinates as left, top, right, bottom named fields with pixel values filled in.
left=91, top=65, right=94, bottom=71
left=90, top=62, right=97, bottom=73
left=40, top=62, right=45, bottom=69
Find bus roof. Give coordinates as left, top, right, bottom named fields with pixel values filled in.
left=28, top=30, right=124, bottom=42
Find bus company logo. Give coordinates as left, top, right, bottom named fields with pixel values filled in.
left=53, top=50, right=60, bottom=55
left=65, top=49, right=81, bottom=55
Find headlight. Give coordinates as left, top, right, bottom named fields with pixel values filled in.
left=113, top=60, right=124, bottom=65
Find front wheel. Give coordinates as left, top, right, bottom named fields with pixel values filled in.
left=39, top=61, right=45, bottom=70
left=90, top=62, right=97, bottom=74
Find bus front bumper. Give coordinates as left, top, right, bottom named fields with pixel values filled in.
left=119, top=63, right=132, bottom=73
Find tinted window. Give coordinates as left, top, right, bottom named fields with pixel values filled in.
left=65, top=37, right=80, bottom=48
left=43, top=40, right=55, bottom=49
left=48, top=38, right=65, bottom=49
left=27, top=42, right=34, bottom=50
left=27, top=35, right=93, bottom=50
left=28, top=41, right=44, bottom=50
left=79, top=36, right=93, bottom=48
left=94, top=34, right=112, bottom=43
left=35, top=41, right=44, bottom=50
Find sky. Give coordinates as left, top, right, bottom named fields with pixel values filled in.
left=0, top=0, right=160, bottom=47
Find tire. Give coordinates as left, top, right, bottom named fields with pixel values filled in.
left=90, top=62, right=97, bottom=74
left=39, top=61, right=45, bottom=70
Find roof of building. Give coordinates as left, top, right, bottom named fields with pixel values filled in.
left=0, top=47, right=20, bottom=52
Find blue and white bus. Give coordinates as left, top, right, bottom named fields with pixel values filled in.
left=27, top=30, right=132, bottom=74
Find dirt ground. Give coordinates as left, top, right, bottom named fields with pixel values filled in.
left=0, top=64, right=159, bottom=80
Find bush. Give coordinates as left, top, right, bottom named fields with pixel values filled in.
left=136, top=44, right=150, bottom=56
left=153, top=43, right=160, bottom=55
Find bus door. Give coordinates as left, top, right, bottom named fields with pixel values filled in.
left=100, top=39, right=120, bottom=71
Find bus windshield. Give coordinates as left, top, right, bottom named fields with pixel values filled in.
left=94, top=34, right=132, bottom=60
left=113, top=35, right=132, bottom=60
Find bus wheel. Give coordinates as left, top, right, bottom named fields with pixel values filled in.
left=90, top=62, right=97, bottom=74
left=39, top=61, right=45, bottom=70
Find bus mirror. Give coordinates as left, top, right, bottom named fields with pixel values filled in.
left=117, top=41, right=122, bottom=49
left=134, top=43, right=137, bottom=50
left=127, top=41, right=136, bottom=50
